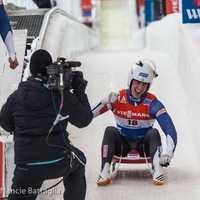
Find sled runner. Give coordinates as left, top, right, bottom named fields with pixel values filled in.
left=112, top=149, right=151, bottom=164
left=111, top=150, right=151, bottom=174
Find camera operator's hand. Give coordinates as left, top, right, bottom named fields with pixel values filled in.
left=71, top=71, right=87, bottom=94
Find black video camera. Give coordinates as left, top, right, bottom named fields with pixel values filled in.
left=46, top=57, right=81, bottom=90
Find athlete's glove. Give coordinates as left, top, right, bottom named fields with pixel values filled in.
left=160, top=135, right=175, bottom=167
left=159, top=153, right=173, bottom=167
left=101, top=92, right=118, bottom=105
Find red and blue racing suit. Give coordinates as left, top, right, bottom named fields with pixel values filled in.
left=92, top=89, right=177, bottom=153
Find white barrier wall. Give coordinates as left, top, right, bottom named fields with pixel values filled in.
left=178, top=24, right=200, bottom=102
left=56, top=0, right=82, bottom=20
left=37, top=8, right=99, bottom=60
left=145, top=14, right=180, bottom=64
left=145, top=13, right=200, bottom=103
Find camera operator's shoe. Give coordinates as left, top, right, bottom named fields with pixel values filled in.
left=152, top=150, right=166, bottom=185
left=96, top=162, right=112, bottom=186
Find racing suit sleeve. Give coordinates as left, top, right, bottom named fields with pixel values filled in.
left=0, top=3, right=16, bottom=59
left=91, top=92, right=118, bottom=117
left=91, top=102, right=110, bottom=118
left=150, top=99, right=177, bottom=153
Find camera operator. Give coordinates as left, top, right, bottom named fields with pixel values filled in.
left=0, top=49, right=93, bottom=200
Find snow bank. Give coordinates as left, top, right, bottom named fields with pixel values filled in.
left=178, top=23, right=200, bottom=102
left=145, top=13, right=200, bottom=102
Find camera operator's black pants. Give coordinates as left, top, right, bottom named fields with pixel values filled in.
left=101, top=126, right=161, bottom=169
left=8, top=149, right=86, bottom=200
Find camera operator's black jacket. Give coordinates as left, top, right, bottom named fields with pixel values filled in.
left=0, top=77, right=93, bottom=164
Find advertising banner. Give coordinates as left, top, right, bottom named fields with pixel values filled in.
left=182, top=0, right=200, bottom=23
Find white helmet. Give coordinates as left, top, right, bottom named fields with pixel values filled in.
left=128, top=59, right=158, bottom=89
